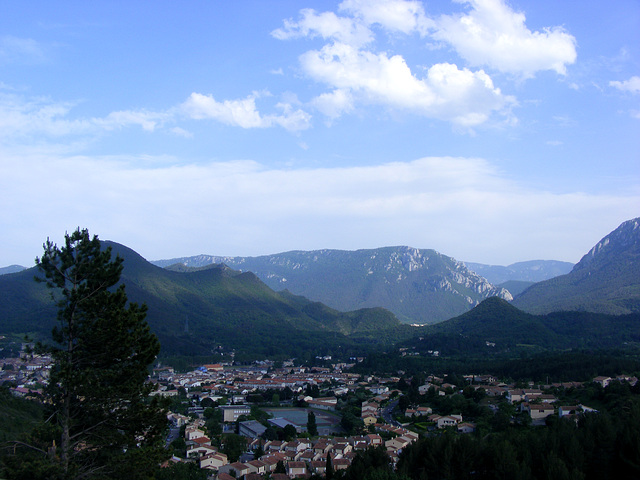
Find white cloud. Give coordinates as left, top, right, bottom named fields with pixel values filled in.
left=181, top=92, right=311, bottom=131
left=0, top=92, right=174, bottom=144
left=170, top=126, right=193, bottom=138
left=338, top=0, right=432, bottom=35
left=2, top=152, right=637, bottom=266
left=273, top=1, right=524, bottom=126
left=0, top=35, right=47, bottom=64
left=97, top=110, right=168, bottom=132
left=0, top=93, right=92, bottom=139
left=271, top=8, right=373, bottom=47
left=609, top=76, right=640, bottom=94
left=432, top=0, right=577, bottom=77
left=311, top=89, right=354, bottom=119
left=300, top=43, right=514, bottom=126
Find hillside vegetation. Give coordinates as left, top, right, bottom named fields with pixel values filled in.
left=0, top=241, right=406, bottom=359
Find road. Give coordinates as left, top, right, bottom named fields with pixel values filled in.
left=382, top=398, right=402, bottom=427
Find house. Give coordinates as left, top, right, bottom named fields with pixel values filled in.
left=200, top=452, right=228, bottom=469
left=185, top=426, right=206, bottom=441
left=287, top=461, right=307, bottom=477
left=215, top=473, right=235, bottom=480
left=593, top=376, right=612, bottom=388
left=506, top=390, right=524, bottom=403
left=333, top=458, right=351, bottom=470
left=558, top=405, right=581, bottom=417
left=310, top=460, right=327, bottom=475
left=429, top=414, right=462, bottom=429
left=457, top=422, right=476, bottom=434
left=385, top=436, right=411, bottom=452
left=246, top=459, right=267, bottom=475
left=363, top=415, right=377, bottom=426
left=270, top=474, right=290, bottom=480
left=260, top=455, right=281, bottom=472
left=524, top=403, right=555, bottom=422
left=333, top=442, right=352, bottom=455
left=418, top=383, right=433, bottom=395
left=186, top=443, right=217, bottom=458
left=218, top=461, right=251, bottom=478
left=265, top=440, right=284, bottom=452
left=485, top=386, right=506, bottom=397
left=167, top=412, right=189, bottom=427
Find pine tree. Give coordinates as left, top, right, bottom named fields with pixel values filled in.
left=32, top=228, right=167, bottom=478
left=307, top=410, right=318, bottom=437
left=326, top=453, right=334, bottom=480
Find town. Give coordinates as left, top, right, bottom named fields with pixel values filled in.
left=3, top=344, right=637, bottom=479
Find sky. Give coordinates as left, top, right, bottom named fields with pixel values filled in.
left=0, top=0, right=638, bottom=268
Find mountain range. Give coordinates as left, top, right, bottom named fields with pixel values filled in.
left=0, top=217, right=637, bottom=359
left=154, top=247, right=515, bottom=324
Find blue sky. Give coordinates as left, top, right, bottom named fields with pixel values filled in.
left=1, top=0, right=638, bottom=267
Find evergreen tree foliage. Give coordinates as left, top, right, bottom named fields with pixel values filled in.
left=274, top=459, right=286, bottom=474
left=307, top=410, right=318, bottom=437
left=325, top=454, right=334, bottom=480
left=3, top=229, right=167, bottom=479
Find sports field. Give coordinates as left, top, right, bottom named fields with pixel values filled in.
left=263, top=407, right=342, bottom=435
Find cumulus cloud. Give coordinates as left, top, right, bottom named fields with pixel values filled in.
left=311, top=89, right=354, bottom=119
left=609, top=76, right=640, bottom=94
left=273, top=0, right=540, bottom=126
left=181, top=92, right=311, bottom=131
left=2, top=152, right=637, bottom=266
left=432, top=0, right=577, bottom=77
left=300, top=43, right=514, bottom=126
left=339, top=0, right=432, bottom=35
left=272, top=8, right=373, bottom=47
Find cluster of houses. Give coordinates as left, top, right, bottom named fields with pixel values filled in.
left=167, top=411, right=419, bottom=479
left=0, top=344, right=51, bottom=398
left=150, top=361, right=374, bottom=400
left=4, top=347, right=639, bottom=478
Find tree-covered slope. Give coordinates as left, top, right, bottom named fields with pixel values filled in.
left=409, top=296, right=640, bottom=355
left=513, top=218, right=640, bottom=315
left=0, top=240, right=403, bottom=357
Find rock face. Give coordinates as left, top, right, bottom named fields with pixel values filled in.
left=513, top=218, right=640, bottom=315
left=155, top=246, right=512, bottom=324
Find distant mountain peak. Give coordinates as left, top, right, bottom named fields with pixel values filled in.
left=574, top=217, right=639, bottom=271
left=513, top=217, right=640, bottom=315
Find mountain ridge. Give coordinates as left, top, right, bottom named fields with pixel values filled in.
left=513, top=217, right=640, bottom=315
left=153, top=246, right=514, bottom=324
left=0, top=240, right=406, bottom=358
